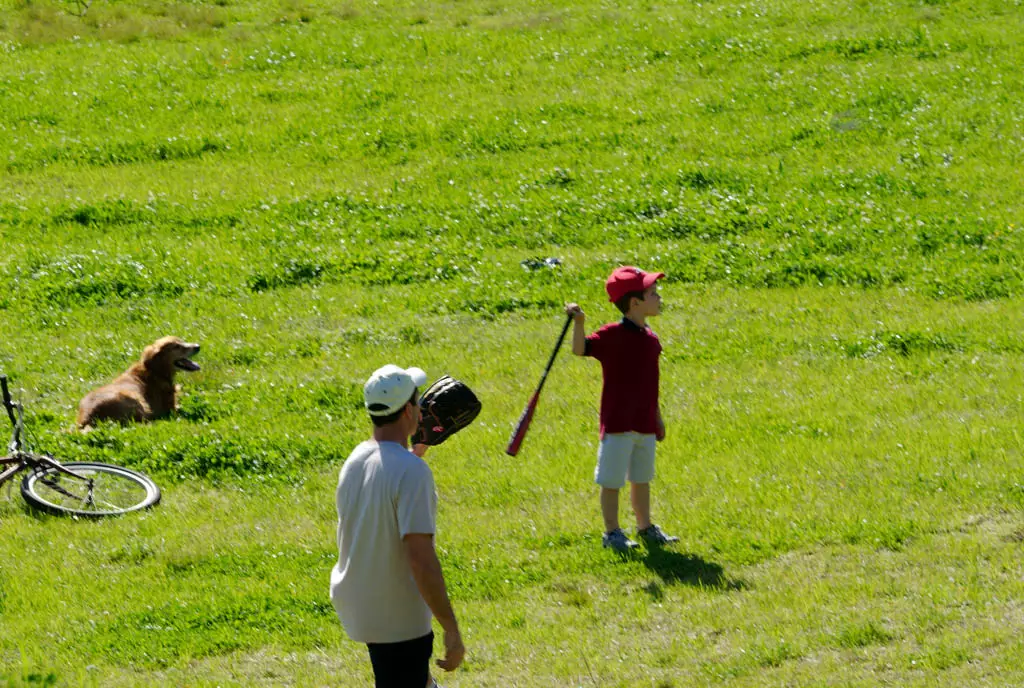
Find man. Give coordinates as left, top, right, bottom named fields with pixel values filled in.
left=330, top=364, right=465, bottom=687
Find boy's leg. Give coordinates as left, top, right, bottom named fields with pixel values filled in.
left=599, top=486, right=638, bottom=550
left=626, top=433, right=657, bottom=529
left=630, top=482, right=651, bottom=531
left=600, top=487, right=621, bottom=532
left=596, top=434, right=632, bottom=532
left=596, top=434, right=639, bottom=550
left=626, top=433, right=678, bottom=543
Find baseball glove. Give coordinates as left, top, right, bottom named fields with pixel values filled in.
left=412, top=375, right=482, bottom=446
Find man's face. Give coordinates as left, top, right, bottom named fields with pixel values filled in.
left=405, top=398, right=421, bottom=434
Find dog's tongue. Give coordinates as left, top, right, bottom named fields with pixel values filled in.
left=175, top=359, right=201, bottom=372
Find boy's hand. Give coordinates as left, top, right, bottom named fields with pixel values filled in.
left=565, top=302, right=585, bottom=322
left=655, top=417, right=666, bottom=442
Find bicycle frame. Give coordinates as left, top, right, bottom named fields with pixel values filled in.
left=0, top=453, right=27, bottom=485
left=3, top=375, right=21, bottom=455
left=1, top=451, right=92, bottom=487
left=1, top=373, right=161, bottom=516
left=1, top=375, right=95, bottom=495
left=1, top=374, right=28, bottom=487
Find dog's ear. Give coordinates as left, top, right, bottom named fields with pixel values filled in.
left=142, top=338, right=173, bottom=370
left=141, top=343, right=160, bottom=366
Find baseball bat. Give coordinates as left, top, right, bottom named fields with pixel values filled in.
left=505, top=314, right=574, bottom=456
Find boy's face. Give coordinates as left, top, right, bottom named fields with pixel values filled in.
left=634, top=285, right=661, bottom=316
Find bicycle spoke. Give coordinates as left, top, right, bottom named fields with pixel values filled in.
left=40, top=477, right=88, bottom=504
left=22, top=462, right=160, bottom=516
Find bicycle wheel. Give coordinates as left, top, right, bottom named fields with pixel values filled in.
left=21, top=461, right=161, bottom=517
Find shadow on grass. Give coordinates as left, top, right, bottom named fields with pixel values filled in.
left=637, top=547, right=746, bottom=593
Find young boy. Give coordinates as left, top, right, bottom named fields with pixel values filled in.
left=566, top=266, right=680, bottom=552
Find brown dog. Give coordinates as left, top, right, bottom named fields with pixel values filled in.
left=77, top=336, right=201, bottom=428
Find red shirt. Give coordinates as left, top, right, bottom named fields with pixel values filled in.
left=584, top=318, right=662, bottom=437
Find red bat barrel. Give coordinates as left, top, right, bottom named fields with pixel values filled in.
left=504, top=315, right=572, bottom=456
left=505, top=394, right=538, bottom=456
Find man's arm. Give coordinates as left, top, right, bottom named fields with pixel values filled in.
left=403, top=534, right=465, bottom=672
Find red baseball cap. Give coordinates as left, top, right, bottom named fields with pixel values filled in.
left=605, top=266, right=665, bottom=303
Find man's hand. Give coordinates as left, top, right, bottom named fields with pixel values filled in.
left=436, top=627, right=465, bottom=672
left=412, top=443, right=429, bottom=457
left=655, top=416, right=666, bottom=442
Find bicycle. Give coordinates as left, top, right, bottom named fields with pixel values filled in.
left=1, top=374, right=161, bottom=517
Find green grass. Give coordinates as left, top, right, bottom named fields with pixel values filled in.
left=1, top=0, right=1023, bottom=685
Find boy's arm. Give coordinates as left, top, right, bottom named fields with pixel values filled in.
left=656, top=407, right=665, bottom=441
left=565, top=302, right=586, bottom=355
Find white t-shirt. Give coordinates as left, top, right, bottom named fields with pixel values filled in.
left=329, top=439, right=437, bottom=644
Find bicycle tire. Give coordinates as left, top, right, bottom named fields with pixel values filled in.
left=21, top=461, right=161, bottom=517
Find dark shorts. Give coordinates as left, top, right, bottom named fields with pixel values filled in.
left=366, top=631, right=433, bottom=688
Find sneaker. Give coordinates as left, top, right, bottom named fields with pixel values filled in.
left=637, top=524, right=679, bottom=545
left=602, top=528, right=639, bottom=552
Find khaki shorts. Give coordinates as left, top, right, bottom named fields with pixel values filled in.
left=594, top=432, right=656, bottom=489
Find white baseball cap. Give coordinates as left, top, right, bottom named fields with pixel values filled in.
left=364, top=364, right=428, bottom=416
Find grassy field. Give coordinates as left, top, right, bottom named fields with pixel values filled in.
left=1, top=0, right=1023, bottom=685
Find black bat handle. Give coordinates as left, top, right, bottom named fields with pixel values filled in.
left=535, top=314, right=573, bottom=395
